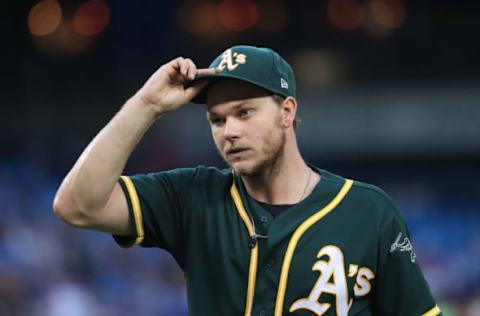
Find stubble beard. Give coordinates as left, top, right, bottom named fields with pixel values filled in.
left=222, top=128, right=286, bottom=179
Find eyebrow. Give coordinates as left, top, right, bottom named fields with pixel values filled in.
left=207, top=101, right=249, bottom=117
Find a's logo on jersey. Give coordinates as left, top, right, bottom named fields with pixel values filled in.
left=217, top=49, right=247, bottom=72
left=290, top=245, right=375, bottom=316
left=390, top=232, right=416, bottom=263
left=290, top=246, right=350, bottom=315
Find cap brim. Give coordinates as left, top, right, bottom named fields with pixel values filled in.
left=186, top=73, right=221, bottom=104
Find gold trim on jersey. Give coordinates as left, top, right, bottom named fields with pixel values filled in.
left=274, top=179, right=354, bottom=316
left=120, top=176, right=144, bottom=245
left=231, top=182, right=258, bottom=316
left=422, top=305, right=442, bottom=316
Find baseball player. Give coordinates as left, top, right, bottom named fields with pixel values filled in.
left=54, top=45, right=442, bottom=316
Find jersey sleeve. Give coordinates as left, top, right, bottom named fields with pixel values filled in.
left=112, top=168, right=198, bottom=264
left=373, top=209, right=442, bottom=316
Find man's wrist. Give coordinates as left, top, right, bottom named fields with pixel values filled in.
left=125, top=94, right=165, bottom=121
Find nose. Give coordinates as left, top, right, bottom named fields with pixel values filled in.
left=224, top=117, right=241, bottom=141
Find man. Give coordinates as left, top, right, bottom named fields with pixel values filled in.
left=53, top=45, right=441, bottom=316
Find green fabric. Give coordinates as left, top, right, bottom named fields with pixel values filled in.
left=113, top=166, right=440, bottom=316
left=189, top=45, right=296, bottom=104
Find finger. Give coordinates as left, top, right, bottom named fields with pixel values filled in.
left=196, top=68, right=221, bottom=76
left=184, top=80, right=209, bottom=102
left=185, top=58, right=197, bottom=80
left=170, top=57, right=183, bottom=70
left=179, top=58, right=189, bottom=77
left=166, top=57, right=186, bottom=79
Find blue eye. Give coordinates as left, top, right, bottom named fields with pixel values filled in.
left=239, top=109, right=251, bottom=118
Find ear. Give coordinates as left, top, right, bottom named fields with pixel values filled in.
left=280, top=97, right=298, bottom=128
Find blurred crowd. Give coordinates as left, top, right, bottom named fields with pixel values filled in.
left=0, top=151, right=188, bottom=316
left=0, top=148, right=479, bottom=316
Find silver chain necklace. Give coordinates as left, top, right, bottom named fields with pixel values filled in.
left=298, top=168, right=313, bottom=202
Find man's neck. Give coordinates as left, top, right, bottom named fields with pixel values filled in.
left=241, top=150, right=319, bottom=205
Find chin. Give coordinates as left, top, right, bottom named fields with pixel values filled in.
left=230, top=160, right=256, bottom=176
left=230, top=159, right=267, bottom=178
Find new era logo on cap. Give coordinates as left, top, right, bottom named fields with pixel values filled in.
left=280, top=78, right=288, bottom=89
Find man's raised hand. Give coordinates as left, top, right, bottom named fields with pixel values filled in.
left=134, top=57, right=218, bottom=116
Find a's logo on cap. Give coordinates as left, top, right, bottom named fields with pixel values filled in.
left=280, top=78, right=288, bottom=89
left=217, top=49, right=247, bottom=71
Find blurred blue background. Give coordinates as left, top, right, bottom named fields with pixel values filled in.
left=2, top=0, right=479, bottom=315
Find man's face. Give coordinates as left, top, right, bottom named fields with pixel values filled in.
left=206, top=79, right=286, bottom=177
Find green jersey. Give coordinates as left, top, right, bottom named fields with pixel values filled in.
left=113, top=165, right=441, bottom=316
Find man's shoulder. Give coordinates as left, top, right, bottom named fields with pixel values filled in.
left=319, top=168, right=400, bottom=217
left=136, top=165, right=232, bottom=186
left=351, top=179, right=394, bottom=205
left=127, top=166, right=233, bottom=202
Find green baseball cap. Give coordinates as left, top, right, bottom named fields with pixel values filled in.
left=189, top=45, right=296, bottom=104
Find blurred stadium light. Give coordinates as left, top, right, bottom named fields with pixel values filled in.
left=28, top=0, right=62, bottom=36
left=178, top=1, right=224, bottom=39
left=369, top=0, right=406, bottom=29
left=217, top=0, right=258, bottom=32
left=73, top=0, right=110, bottom=36
left=327, top=0, right=364, bottom=31
left=27, top=0, right=109, bottom=54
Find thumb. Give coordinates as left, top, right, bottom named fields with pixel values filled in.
left=184, top=80, right=209, bottom=103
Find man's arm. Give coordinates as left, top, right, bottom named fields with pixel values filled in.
left=373, top=214, right=441, bottom=315
left=53, top=57, right=214, bottom=235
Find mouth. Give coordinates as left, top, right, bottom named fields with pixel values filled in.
left=225, top=147, right=249, bottom=158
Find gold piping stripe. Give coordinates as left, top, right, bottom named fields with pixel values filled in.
left=230, top=182, right=258, bottom=316
left=274, top=179, right=354, bottom=316
left=120, top=176, right=144, bottom=245
left=422, top=305, right=442, bottom=316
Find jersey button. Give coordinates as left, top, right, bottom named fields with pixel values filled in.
left=260, top=216, right=269, bottom=223
left=259, top=310, right=267, bottom=316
